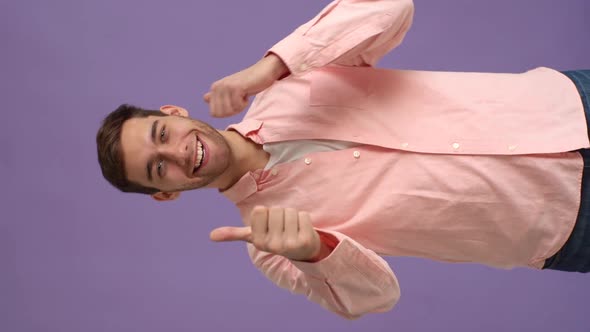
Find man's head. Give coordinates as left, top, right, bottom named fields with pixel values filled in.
left=96, top=104, right=232, bottom=200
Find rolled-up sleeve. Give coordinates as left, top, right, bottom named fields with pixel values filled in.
left=247, top=229, right=400, bottom=319
left=267, top=0, right=414, bottom=76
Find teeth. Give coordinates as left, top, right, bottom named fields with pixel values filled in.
left=195, top=140, right=203, bottom=168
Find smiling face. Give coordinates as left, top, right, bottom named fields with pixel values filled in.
left=119, top=106, right=231, bottom=196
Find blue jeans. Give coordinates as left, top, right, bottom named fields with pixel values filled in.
left=543, top=70, right=590, bottom=273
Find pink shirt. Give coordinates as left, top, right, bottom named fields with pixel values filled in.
left=221, top=0, right=588, bottom=319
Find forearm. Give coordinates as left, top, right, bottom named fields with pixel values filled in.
left=248, top=230, right=400, bottom=319
left=260, top=52, right=290, bottom=81
left=267, top=0, right=414, bottom=75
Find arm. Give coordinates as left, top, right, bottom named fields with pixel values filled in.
left=205, top=0, right=414, bottom=118
left=248, top=230, right=400, bottom=319
left=210, top=207, right=400, bottom=319
left=269, top=0, right=415, bottom=75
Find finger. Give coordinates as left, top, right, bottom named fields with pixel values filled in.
left=267, top=207, right=285, bottom=239
left=222, top=93, right=234, bottom=117
left=230, top=91, right=247, bottom=114
left=250, top=206, right=269, bottom=241
left=297, top=211, right=319, bottom=255
left=213, top=90, right=230, bottom=118
left=208, top=91, right=217, bottom=115
left=239, top=95, right=249, bottom=111
left=211, top=92, right=222, bottom=117
left=283, top=208, right=299, bottom=252
left=209, top=226, right=252, bottom=242
left=203, top=92, right=211, bottom=103
left=283, top=208, right=299, bottom=237
left=297, top=211, right=313, bottom=235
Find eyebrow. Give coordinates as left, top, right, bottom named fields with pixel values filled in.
left=146, top=120, right=159, bottom=182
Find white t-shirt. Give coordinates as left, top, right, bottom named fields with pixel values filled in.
left=263, top=140, right=360, bottom=170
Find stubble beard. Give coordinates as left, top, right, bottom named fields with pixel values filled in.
left=175, top=119, right=232, bottom=192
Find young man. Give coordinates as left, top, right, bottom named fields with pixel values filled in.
left=96, top=0, right=590, bottom=319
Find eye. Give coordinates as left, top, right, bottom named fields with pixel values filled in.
left=160, top=127, right=166, bottom=142
left=157, top=160, right=165, bottom=177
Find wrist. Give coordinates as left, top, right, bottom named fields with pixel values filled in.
left=306, top=242, right=332, bottom=262
left=305, top=231, right=339, bottom=262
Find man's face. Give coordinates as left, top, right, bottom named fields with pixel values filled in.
left=120, top=106, right=231, bottom=195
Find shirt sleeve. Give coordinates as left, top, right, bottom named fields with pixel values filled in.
left=267, top=0, right=414, bottom=76
left=246, top=229, right=401, bottom=319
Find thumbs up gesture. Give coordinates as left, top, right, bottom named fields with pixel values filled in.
left=210, top=206, right=322, bottom=262
left=203, top=54, right=289, bottom=118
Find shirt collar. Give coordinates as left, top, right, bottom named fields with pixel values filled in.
left=225, top=119, right=264, bottom=144
left=220, top=171, right=260, bottom=203
left=220, top=119, right=265, bottom=203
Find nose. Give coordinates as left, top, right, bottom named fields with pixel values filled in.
left=159, top=141, right=190, bottom=166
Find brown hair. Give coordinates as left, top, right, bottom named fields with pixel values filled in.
left=96, top=104, right=166, bottom=194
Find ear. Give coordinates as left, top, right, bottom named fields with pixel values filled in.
left=160, top=105, right=189, bottom=117
left=151, top=191, right=181, bottom=202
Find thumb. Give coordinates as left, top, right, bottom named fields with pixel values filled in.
left=210, top=226, right=252, bottom=243
left=203, top=92, right=211, bottom=103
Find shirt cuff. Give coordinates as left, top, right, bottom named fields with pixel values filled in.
left=266, top=33, right=319, bottom=76
left=290, top=229, right=390, bottom=289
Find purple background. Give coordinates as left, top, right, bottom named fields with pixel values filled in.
left=2, top=0, right=589, bottom=331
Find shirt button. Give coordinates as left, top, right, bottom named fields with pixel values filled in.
left=304, top=158, right=312, bottom=165
left=270, top=168, right=278, bottom=176
left=508, top=145, right=517, bottom=151
left=353, top=151, right=361, bottom=158
left=452, top=142, right=460, bottom=150
left=401, top=142, right=409, bottom=148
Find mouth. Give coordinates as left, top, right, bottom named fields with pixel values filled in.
left=193, top=133, right=207, bottom=176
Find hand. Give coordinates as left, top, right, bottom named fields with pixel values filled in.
left=210, top=206, right=323, bottom=262
left=203, top=54, right=289, bottom=118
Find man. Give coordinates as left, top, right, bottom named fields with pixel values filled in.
left=96, top=0, right=590, bottom=319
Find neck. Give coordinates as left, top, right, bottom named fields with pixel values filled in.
left=216, top=130, right=269, bottom=191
